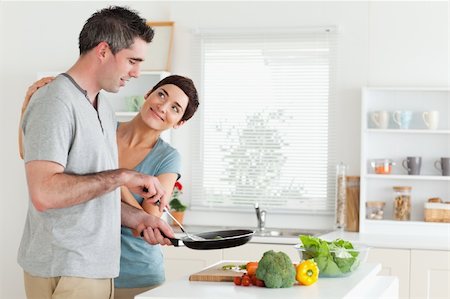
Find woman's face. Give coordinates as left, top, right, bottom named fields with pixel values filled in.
left=140, top=84, right=189, bottom=131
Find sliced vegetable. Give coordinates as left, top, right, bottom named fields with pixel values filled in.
left=222, top=264, right=246, bottom=270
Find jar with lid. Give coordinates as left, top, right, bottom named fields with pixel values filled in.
left=393, top=186, right=412, bottom=221
left=366, top=201, right=385, bottom=220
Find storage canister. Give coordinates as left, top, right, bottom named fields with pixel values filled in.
left=366, top=201, right=385, bottom=220
left=335, top=163, right=347, bottom=230
left=393, top=186, right=412, bottom=221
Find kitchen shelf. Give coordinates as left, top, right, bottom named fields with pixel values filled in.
left=364, top=174, right=450, bottom=181
left=106, top=71, right=170, bottom=113
left=363, top=219, right=450, bottom=236
left=365, top=129, right=450, bottom=134
left=115, top=112, right=138, bottom=117
left=360, top=87, right=450, bottom=235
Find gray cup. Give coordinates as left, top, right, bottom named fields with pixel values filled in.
left=435, top=157, right=450, bottom=176
left=402, top=156, right=422, bottom=175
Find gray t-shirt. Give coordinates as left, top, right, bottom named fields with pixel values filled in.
left=18, top=74, right=121, bottom=278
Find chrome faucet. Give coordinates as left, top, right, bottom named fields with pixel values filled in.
left=254, top=203, right=267, bottom=232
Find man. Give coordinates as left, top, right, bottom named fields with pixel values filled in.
left=18, top=6, right=174, bottom=299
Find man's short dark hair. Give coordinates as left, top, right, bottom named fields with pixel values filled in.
left=79, top=6, right=154, bottom=55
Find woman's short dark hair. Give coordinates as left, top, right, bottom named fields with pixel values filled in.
left=150, top=75, right=200, bottom=122
left=79, top=6, right=154, bottom=55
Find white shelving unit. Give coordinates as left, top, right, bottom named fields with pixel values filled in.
left=360, top=87, right=450, bottom=236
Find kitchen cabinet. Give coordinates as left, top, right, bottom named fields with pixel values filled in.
left=410, top=249, right=450, bottom=299
left=360, top=87, right=450, bottom=236
left=367, top=248, right=411, bottom=299
left=163, top=246, right=223, bottom=282
left=366, top=247, right=450, bottom=299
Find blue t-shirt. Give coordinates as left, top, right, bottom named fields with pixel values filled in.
left=115, top=137, right=181, bottom=288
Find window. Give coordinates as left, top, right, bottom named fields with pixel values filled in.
left=191, top=27, right=337, bottom=213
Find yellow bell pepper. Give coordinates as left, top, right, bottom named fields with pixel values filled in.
left=296, top=259, right=319, bottom=286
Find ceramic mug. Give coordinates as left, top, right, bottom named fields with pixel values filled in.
left=422, top=111, right=439, bottom=130
left=393, top=111, right=413, bottom=129
left=402, top=156, right=422, bottom=175
left=434, top=157, right=450, bottom=176
left=370, top=111, right=389, bottom=129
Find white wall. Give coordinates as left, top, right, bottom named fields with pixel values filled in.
left=0, top=1, right=448, bottom=298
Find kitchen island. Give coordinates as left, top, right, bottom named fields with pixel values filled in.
left=136, top=261, right=398, bottom=299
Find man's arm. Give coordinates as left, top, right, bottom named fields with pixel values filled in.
left=25, top=160, right=165, bottom=212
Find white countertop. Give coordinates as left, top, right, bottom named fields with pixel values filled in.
left=174, top=226, right=450, bottom=251
left=318, top=231, right=450, bottom=251
left=136, top=261, right=398, bottom=299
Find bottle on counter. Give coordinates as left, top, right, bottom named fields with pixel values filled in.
left=393, top=186, right=412, bottom=221
left=335, top=162, right=348, bottom=230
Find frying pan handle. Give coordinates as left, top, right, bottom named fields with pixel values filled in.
left=140, top=230, right=180, bottom=247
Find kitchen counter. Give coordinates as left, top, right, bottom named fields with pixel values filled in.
left=173, top=225, right=450, bottom=250
left=136, top=261, right=398, bottom=299
left=318, top=231, right=450, bottom=251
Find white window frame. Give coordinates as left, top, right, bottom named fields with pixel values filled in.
left=190, top=27, right=338, bottom=218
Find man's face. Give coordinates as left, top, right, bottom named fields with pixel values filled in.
left=101, top=38, right=148, bottom=93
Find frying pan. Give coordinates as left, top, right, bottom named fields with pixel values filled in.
left=165, top=229, right=255, bottom=250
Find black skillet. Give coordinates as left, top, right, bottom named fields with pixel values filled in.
left=163, top=229, right=255, bottom=250
left=146, top=200, right=254, bottom=250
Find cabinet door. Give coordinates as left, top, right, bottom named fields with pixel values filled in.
left=222, top=243, right=298, bottom=262
left=410, top=249, right=450, bottom=299
left=162, top=246, right=222, bottom=282
left=367, top=248, right=410, bottom=299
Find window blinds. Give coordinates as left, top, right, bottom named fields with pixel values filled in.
left=191, top=27, right=337, bottom=213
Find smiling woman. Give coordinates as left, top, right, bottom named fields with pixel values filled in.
left=113, top=75, right=198, bottom=299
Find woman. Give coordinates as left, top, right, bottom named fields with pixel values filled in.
left=19, top=75, right=199, bottom=299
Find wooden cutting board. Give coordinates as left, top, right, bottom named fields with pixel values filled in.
left=189, top=261, right=246, bottom=282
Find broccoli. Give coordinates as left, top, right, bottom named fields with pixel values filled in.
left=255, top=250, right=296, bottom=288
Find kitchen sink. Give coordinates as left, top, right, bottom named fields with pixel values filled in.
left=253, top=228, right=330, bottom=238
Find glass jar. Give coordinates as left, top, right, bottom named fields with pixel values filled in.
left=335, top=162, right=347, bottom=230
left=393, top=186, right=412, bottom=221
left=366, top=201, right=385, bottom=220
left=370, top=159, right=395, bottom=174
